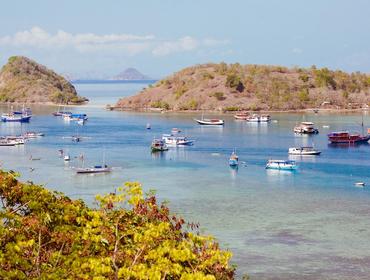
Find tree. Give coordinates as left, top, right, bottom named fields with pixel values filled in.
left=0, top=170, right=235, bottom=279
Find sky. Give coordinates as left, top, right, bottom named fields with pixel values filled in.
left=0, top=0, right=370, bottom=79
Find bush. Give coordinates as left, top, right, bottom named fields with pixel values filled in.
left=213, top=92, right=225, bottom=101
left=151, top=100, right=170, bottom=110
left=0, top=170, right=235, bottom=279
left=225, top=74, right=244, bottom=92
left=224, top=106, right=240, bottom=111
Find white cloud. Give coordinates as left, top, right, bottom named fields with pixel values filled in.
left=0, top=27, right=229, bottom=57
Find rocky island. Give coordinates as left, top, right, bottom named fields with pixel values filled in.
left=111, top=67, right=151, bottom=81
left=0, top=56, right=87, bottom=104
left=114, top=63, right=370, bottom=112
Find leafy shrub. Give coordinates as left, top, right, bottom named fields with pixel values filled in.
left=224, top=106, right=240, bottom=111
left=213, top=92, right=225, bottom=101
left=151, top=100, right=170, bottom=110
left=188, top=99, right=198, bottom=110
left=0, top=170, right=235, bottom=279
left=225, top=74, right=244, bottom=92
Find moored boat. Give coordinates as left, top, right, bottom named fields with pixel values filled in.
left=327, top=131, right=370, bottom=144
left=162, top=134, right=194, bottom=146
left=24, top=131, right=45, bottom=138
left=229, top=151, right=239, bottom=166
left=266, top=160, right=297, bottom=170
left=194, top=118, right=224, bottom=125
left=294, top=122, right=319, bottom=134
left=151, top=139, right=168, bottom=152
left=246, top=114, right=271, bottom=122
left=234, top=112, right=249, bottom=120
left=288, top=147, right=321, bottom=155
left=0, top=139, right=16, bottom=146
left=171, top=128, right=181, bottom=134
left=1, top=113, right=31, bottom=122
left=76, top=165, right=111, bottom=174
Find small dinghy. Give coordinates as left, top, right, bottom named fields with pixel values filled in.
left=64, top=154, right=71, bottom=161
left=229, top=151, right=239, bottom=167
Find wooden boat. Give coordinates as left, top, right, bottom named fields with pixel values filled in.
left=194, top=117, right=224, bottom=125
left=234, top=112, right=249, bottom=120
left=288, top=147, right=321, bottom=155
left=229, top=151, right=239, bottom=166
left=327, top=131, right=370, bottom=144
left=266, top=160, right=297, bottom=170
left=151, top=139, right=168, bottom=152
left=76, top=165, right=111, bottom=174
left=162, top=134, right=194, bottom=146
left=1, top=113, right=31, bottom=122
left=294, top=122, right=319, bottom=134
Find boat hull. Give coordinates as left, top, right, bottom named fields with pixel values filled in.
left=76, top=168, right=111, bottom=174
left=195, top=119, right=224, bottom=125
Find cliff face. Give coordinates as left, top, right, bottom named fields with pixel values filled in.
left=115, top=63, right=370, bottom=111
left=0, top=56, right=87, bottom=104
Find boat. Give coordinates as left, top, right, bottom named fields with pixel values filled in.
left=266, top=160, right=297, bottom=170
left=146, top=123, right=151, bottom=130
left=76, top=165, right=111, bottom=174
left=64, top=113, right=88, bottom=121
left=234, top=112, right=249, bottom=120
left=0, top=139, right=16, bottom=146
left=1, top=113, right=31, bottom=122
left=4, top=136, right=25, bottom=145
left=355, top=182, right=365, bottom=187
left=246, top=114, right=271, bottom=122
left=171, top=128, right=181, bottom=134
left=64, top=154, right=71, bottom=161
left=151, top=139, right=168, bottom=152
left=162, top=134, right=194, bottom=146
left=327, top=131, right=370, bottom=144
left=194, top=116, right=224, bottom=125
left=288, top=147, right=321, bottom=155
left=229, top=151, right=239, bottom=166
left=294, top=122, right=319, bottom=134
left=77, top=118, right=86, bottom=126
left=24, top=131, right=45, bottom=138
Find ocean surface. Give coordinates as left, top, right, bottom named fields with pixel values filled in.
left=1, top=81, right=370, bottom=279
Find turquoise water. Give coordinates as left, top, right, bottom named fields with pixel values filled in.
left=1, top=82, right=370, bottom=279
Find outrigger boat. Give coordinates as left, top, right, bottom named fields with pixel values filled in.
left=151, top=139, right=168, bottom=152
left=76, top=165, right=111, bottom=174
left=229, top=151, right=239, bottom=166
left=266, top=160, right=297, bottom=170
left=288, top=147, right=321, bottom=155
left=328, top=131, right=370, bottom=144
left=162, top=134, right=194, bottom=146
left=294, top=122, right=319, bottom=134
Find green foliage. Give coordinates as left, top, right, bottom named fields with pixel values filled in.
left=225, top=74, right=244, bottom=92
left=201, top=71, right=214, bottom=80
left=314, top=68, right=337, bottom=89
left=298, top=88, right=310, bottom=102
left=8, top=56, right=18, bottom=64
left=151, top=101, right=171, bottom=110
left=224, top=106, right=240, bottom=112
left=342, top=91, right=349, bottom=99
left=213, top=92, right=225, bottom=101
left=188, top=99, right=198, bottom=110
left=0, top=170, right=235, bottom=279
left=299, top=73, right=309, bottom=83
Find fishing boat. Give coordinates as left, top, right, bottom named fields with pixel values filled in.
left=288, top=147, right=321, bottom=155
left=294, top=122, right=319, bottom=134
left=76, top=165, right=111, bottom=174
left=151, top=139, right=168, bottom=152
left=162, top=134, right=194, bottom=146
left=327, top=131, right=370, bottom=144
left=194, top=116, right=224, bottom=125
left=266, top=160, right=297, bottom=170
left=24, top=131, right=45, bottom=138
left=229, top=151, right=239, bottom=166
left=234, top=112, right=249, bottom=120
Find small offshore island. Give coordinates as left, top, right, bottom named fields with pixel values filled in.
left=0, top=56, right=87, bottom=105
left=114, top=63, right=370, bottom=112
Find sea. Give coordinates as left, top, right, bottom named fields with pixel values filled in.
left=1, top=81, right=370, bottom=280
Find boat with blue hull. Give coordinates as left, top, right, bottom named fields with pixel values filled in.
left=229, top=151, right=239, bottom=166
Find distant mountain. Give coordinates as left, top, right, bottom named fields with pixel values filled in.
left=111, top=68, right=151, bottom=80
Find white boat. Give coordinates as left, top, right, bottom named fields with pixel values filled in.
left=294, top=122, right=319, bottom=134
left=266, top=160, right=297, bottom=170
left=76, top=165, right=111, bottom=174
left=288, top=147, right=321, bottom=155
left=355, top=182, right=365, bottom=187
left=195, top=118, right=224, bottom=125
left=0, top=139, right=16, bottom=146
left=260, top=114, right=271, bottom=122
left=151, top=139, right=168, bottom=152
left=234, top=112, right=249, bottom=120
left=171, top=128, right=181, bottom=134
left=64, top=154, right=71, bottom=161
left=246, top=114, right=270, bottom=122
left=146, top=123, right=151, bottom=130
left=77, top=119, right=86, bottom=125
left=24, top=131, right=45, bottom=138
left=4, top=136, right=25, bottom=145
left=162, top=134, right=194, bottom=146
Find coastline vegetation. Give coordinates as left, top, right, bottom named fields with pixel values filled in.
left=115, top=63, right=370, bottom=111
left=0, top=170, right=235, bottom=279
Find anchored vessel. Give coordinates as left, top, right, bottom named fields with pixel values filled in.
left=327, top=131, right=370, bottom=144
left=162, top=134, right=194, bottom=146
left=266, top=160, right=297, bottom=170
left=294, top=122, right=319, bottom=134
left=288, top=147, right=321, bottom=155
left=76, top=165, right=111, bottom=174
left=229, top=151, right=239, bottom=166
left=151, top=139, right=169, bottom=152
